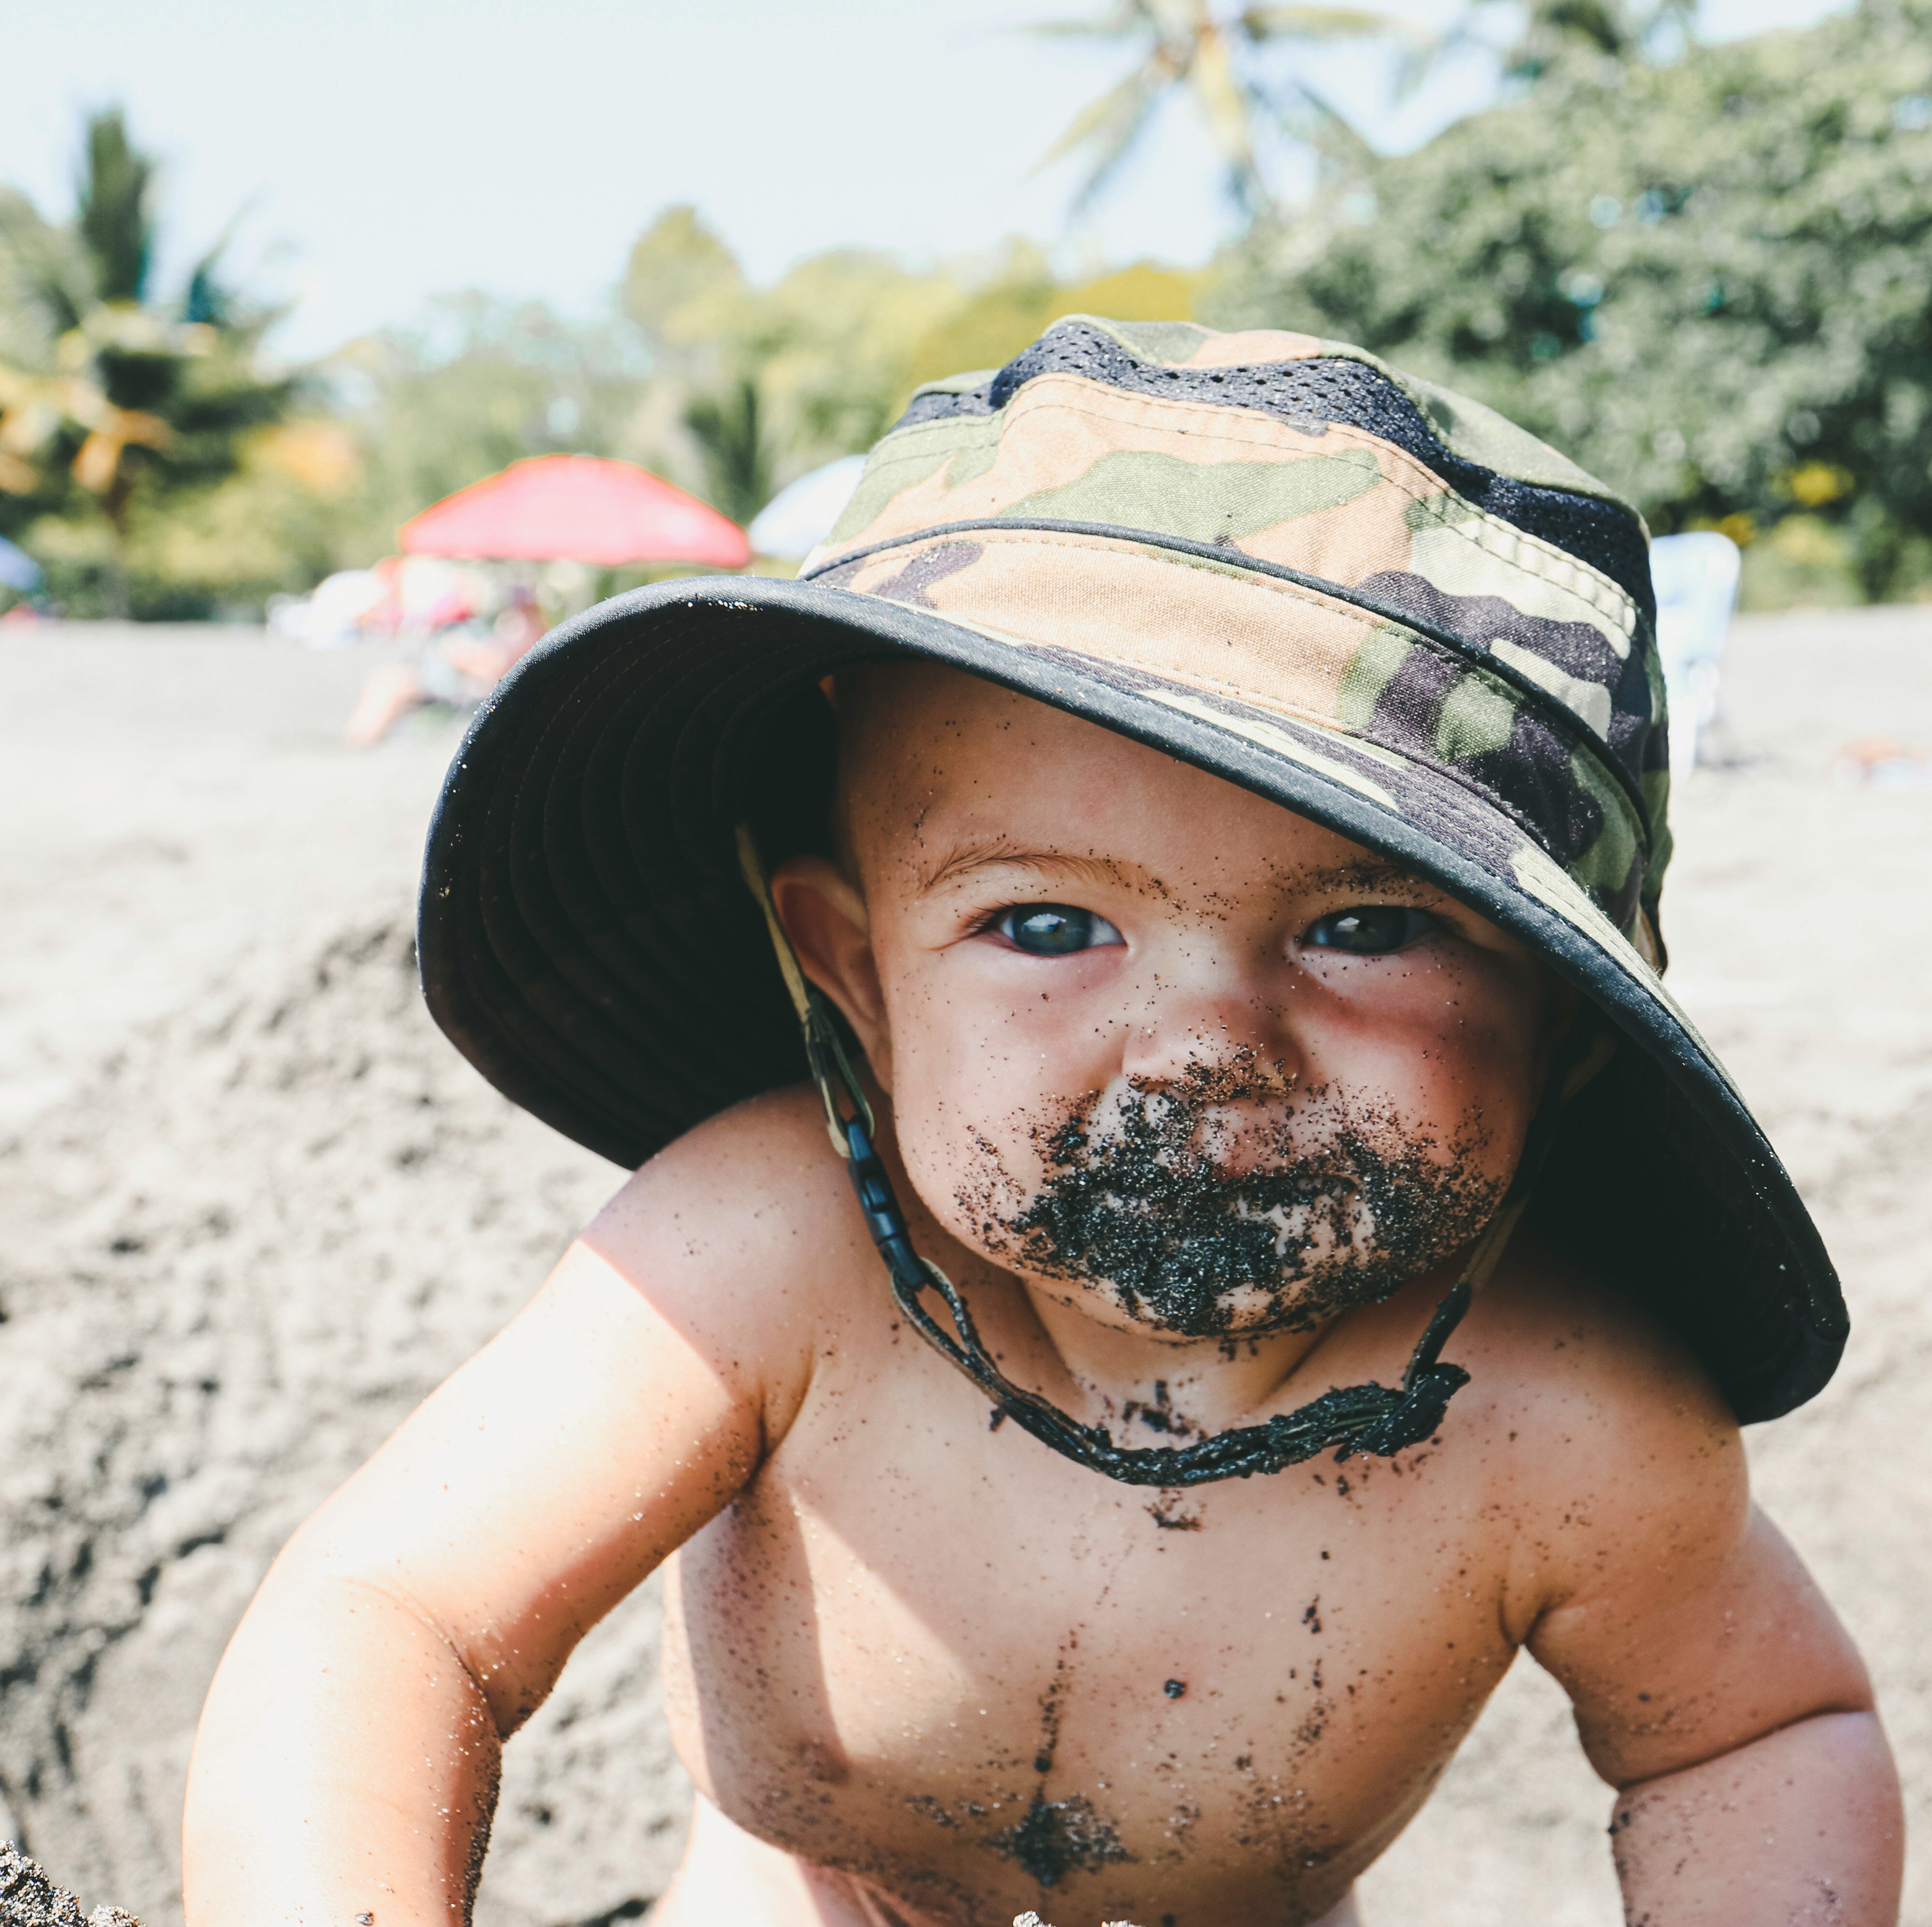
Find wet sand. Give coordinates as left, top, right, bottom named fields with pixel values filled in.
left=1, top=611, right=1928, bottom=1925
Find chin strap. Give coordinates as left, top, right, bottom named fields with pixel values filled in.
left=737, top=825, right=1614, bottom=1486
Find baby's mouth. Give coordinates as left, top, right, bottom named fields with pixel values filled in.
left=990, top=1073, right=1502, bottom=1338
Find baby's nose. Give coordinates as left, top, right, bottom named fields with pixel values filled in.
left=1112, top=992, right=1304, bottom=1176
left=1117, top=994, right=1301, bottom=1097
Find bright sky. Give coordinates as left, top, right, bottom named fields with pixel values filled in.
left=6, top=0, right=1854, bottom=361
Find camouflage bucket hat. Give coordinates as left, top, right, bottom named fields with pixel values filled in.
left=419, top=315, right=1846, bottom=1434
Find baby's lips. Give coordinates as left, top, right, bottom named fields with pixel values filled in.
left=1186, top=1105, right=1308, bottom=1179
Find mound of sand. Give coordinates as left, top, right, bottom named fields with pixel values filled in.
left=0, top=614, right=1929, bottom=1927
left=0, top=919, right=687, bottom=1926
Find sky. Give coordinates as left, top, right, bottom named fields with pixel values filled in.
left=6, top=0, right=1857, bottom=361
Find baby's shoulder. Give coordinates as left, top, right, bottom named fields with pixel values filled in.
left=1453, top=1234, right=1748, bottom=1622
left=591, top=1083, right=869, bottom=1307
left=580, top=1085, right=887, bottom=1432
left=1463, top=1231, right=1739, bottom=1461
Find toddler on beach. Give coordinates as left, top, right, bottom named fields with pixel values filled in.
left=182, top=319, right=1900, bottom=1926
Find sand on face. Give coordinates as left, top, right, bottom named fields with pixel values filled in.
left=0, top=612, right=1928, bottom=1927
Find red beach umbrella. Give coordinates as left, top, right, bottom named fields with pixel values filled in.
left=399, top=454, right=751, bottom=569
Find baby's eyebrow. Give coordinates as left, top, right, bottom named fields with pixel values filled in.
left=915, top=844, right=1429, bottom=899
left=1295, top=856, right=1430, bottom=896
left=917, top=839, right=1133, bottom=896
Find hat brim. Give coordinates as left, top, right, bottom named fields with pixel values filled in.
left=418, top=576, right=1845, bottom=1422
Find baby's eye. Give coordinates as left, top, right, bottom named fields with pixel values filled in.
left=1301, top=905, right=1437, bottom=955
left=994, top=905, right=1125, bottom=955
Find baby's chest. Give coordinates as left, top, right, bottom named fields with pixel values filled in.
left=661, top=1441, right=1516, bottom=1898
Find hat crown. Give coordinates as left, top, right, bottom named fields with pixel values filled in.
left=810, top=316, right=1669, bottom=941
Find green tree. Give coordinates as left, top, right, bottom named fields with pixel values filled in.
left=618, top=206, right=1207, bottom=523
left=1209, top=0, right=1932, bottom=602
left=0, top=107, right=292, bottom=614
left=682, top=376, right=771, bottom=525
left=1489, top=0, right=1695, bottom=83
left=76, top=109, right=153, bottom=305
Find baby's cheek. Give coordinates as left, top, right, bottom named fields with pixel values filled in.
left=1303, top=974, right=1539, bottom=1171
left=1425, top=1021, right=1544, bottom=1186
left=909, top=1129, right=1016, bottom=1261
left=895, top=1099, right=1040, bottom=1262
left=881, top=997, right=1042, bottom=1248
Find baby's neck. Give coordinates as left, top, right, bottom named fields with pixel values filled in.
left=1014, top=1279, right=1362, bottom=1438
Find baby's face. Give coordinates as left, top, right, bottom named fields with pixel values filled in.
left=774, top=664, right=1564, bottom=1342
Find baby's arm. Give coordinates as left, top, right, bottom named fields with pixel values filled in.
left=1510, top=1299, right=1903, bottom=1924
left=181, top=1098, right=828, bottom=1924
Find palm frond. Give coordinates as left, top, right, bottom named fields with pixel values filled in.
left=683, top=374, right=772, bottom=523
left=1189, top=31, right=1264, bottom=187
left=1237, top=5, right=1395, bottom=40
left=1022, top=0, right=1424, bottom=224
left=17, top=236, right=88, bottom=339
left=180, top=213, right=240, bottom=326
left=1391, top=17, right=1475, bottom=99
left=1032, top=63, right=1167, bottom=176
left=1292, top=73, right=1379, bottom=167
left=1066, top=79, right=1169, bottom=216
left=1026, top=0, right=1153, bottom=38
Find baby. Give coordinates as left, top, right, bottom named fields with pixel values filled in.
left=182, top=319, right=1901, bottom=1926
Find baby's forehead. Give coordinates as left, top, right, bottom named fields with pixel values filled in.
left=832, top=663, right=1417, bottom=899
left=832, top=658, right=1040, bottom=755
left=836, top=659, right=1196, bottom=792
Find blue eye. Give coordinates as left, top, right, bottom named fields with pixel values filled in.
left=1302, top=906, right=1436, bottom=954
left=996, top=904, right=1124, bottom=955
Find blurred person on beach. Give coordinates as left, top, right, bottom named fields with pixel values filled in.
left=182, top=321, right=1899, bottom=1926
left=343, top=584, right=546, bottom=748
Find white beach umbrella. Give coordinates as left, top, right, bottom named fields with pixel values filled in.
left=748, top=454, right=867, bottom=564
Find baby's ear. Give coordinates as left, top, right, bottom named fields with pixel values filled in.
left=769, top=855, right=893, bottom=1088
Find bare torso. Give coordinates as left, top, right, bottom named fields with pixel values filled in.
left=177, top=1088, right=1893, bottom=1927
left=648, top=1111, right=1540, bottom=1927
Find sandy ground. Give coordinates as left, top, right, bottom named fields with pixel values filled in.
left=0, top=611, right=1929, bottom=1927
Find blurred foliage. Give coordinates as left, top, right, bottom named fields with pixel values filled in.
left=1491, top=0, right=1696, bottom=82
left=321, top=293, right=653, bottom=555
left=1208, top=0, right=1932, bottom=604
left=76, top=110, right=154, bottom=306
left=618, top=204, right=1204, bottom=512
left=0, top=109, right=293, bottom=616
left=0, top=143, right=1208, bottom=614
